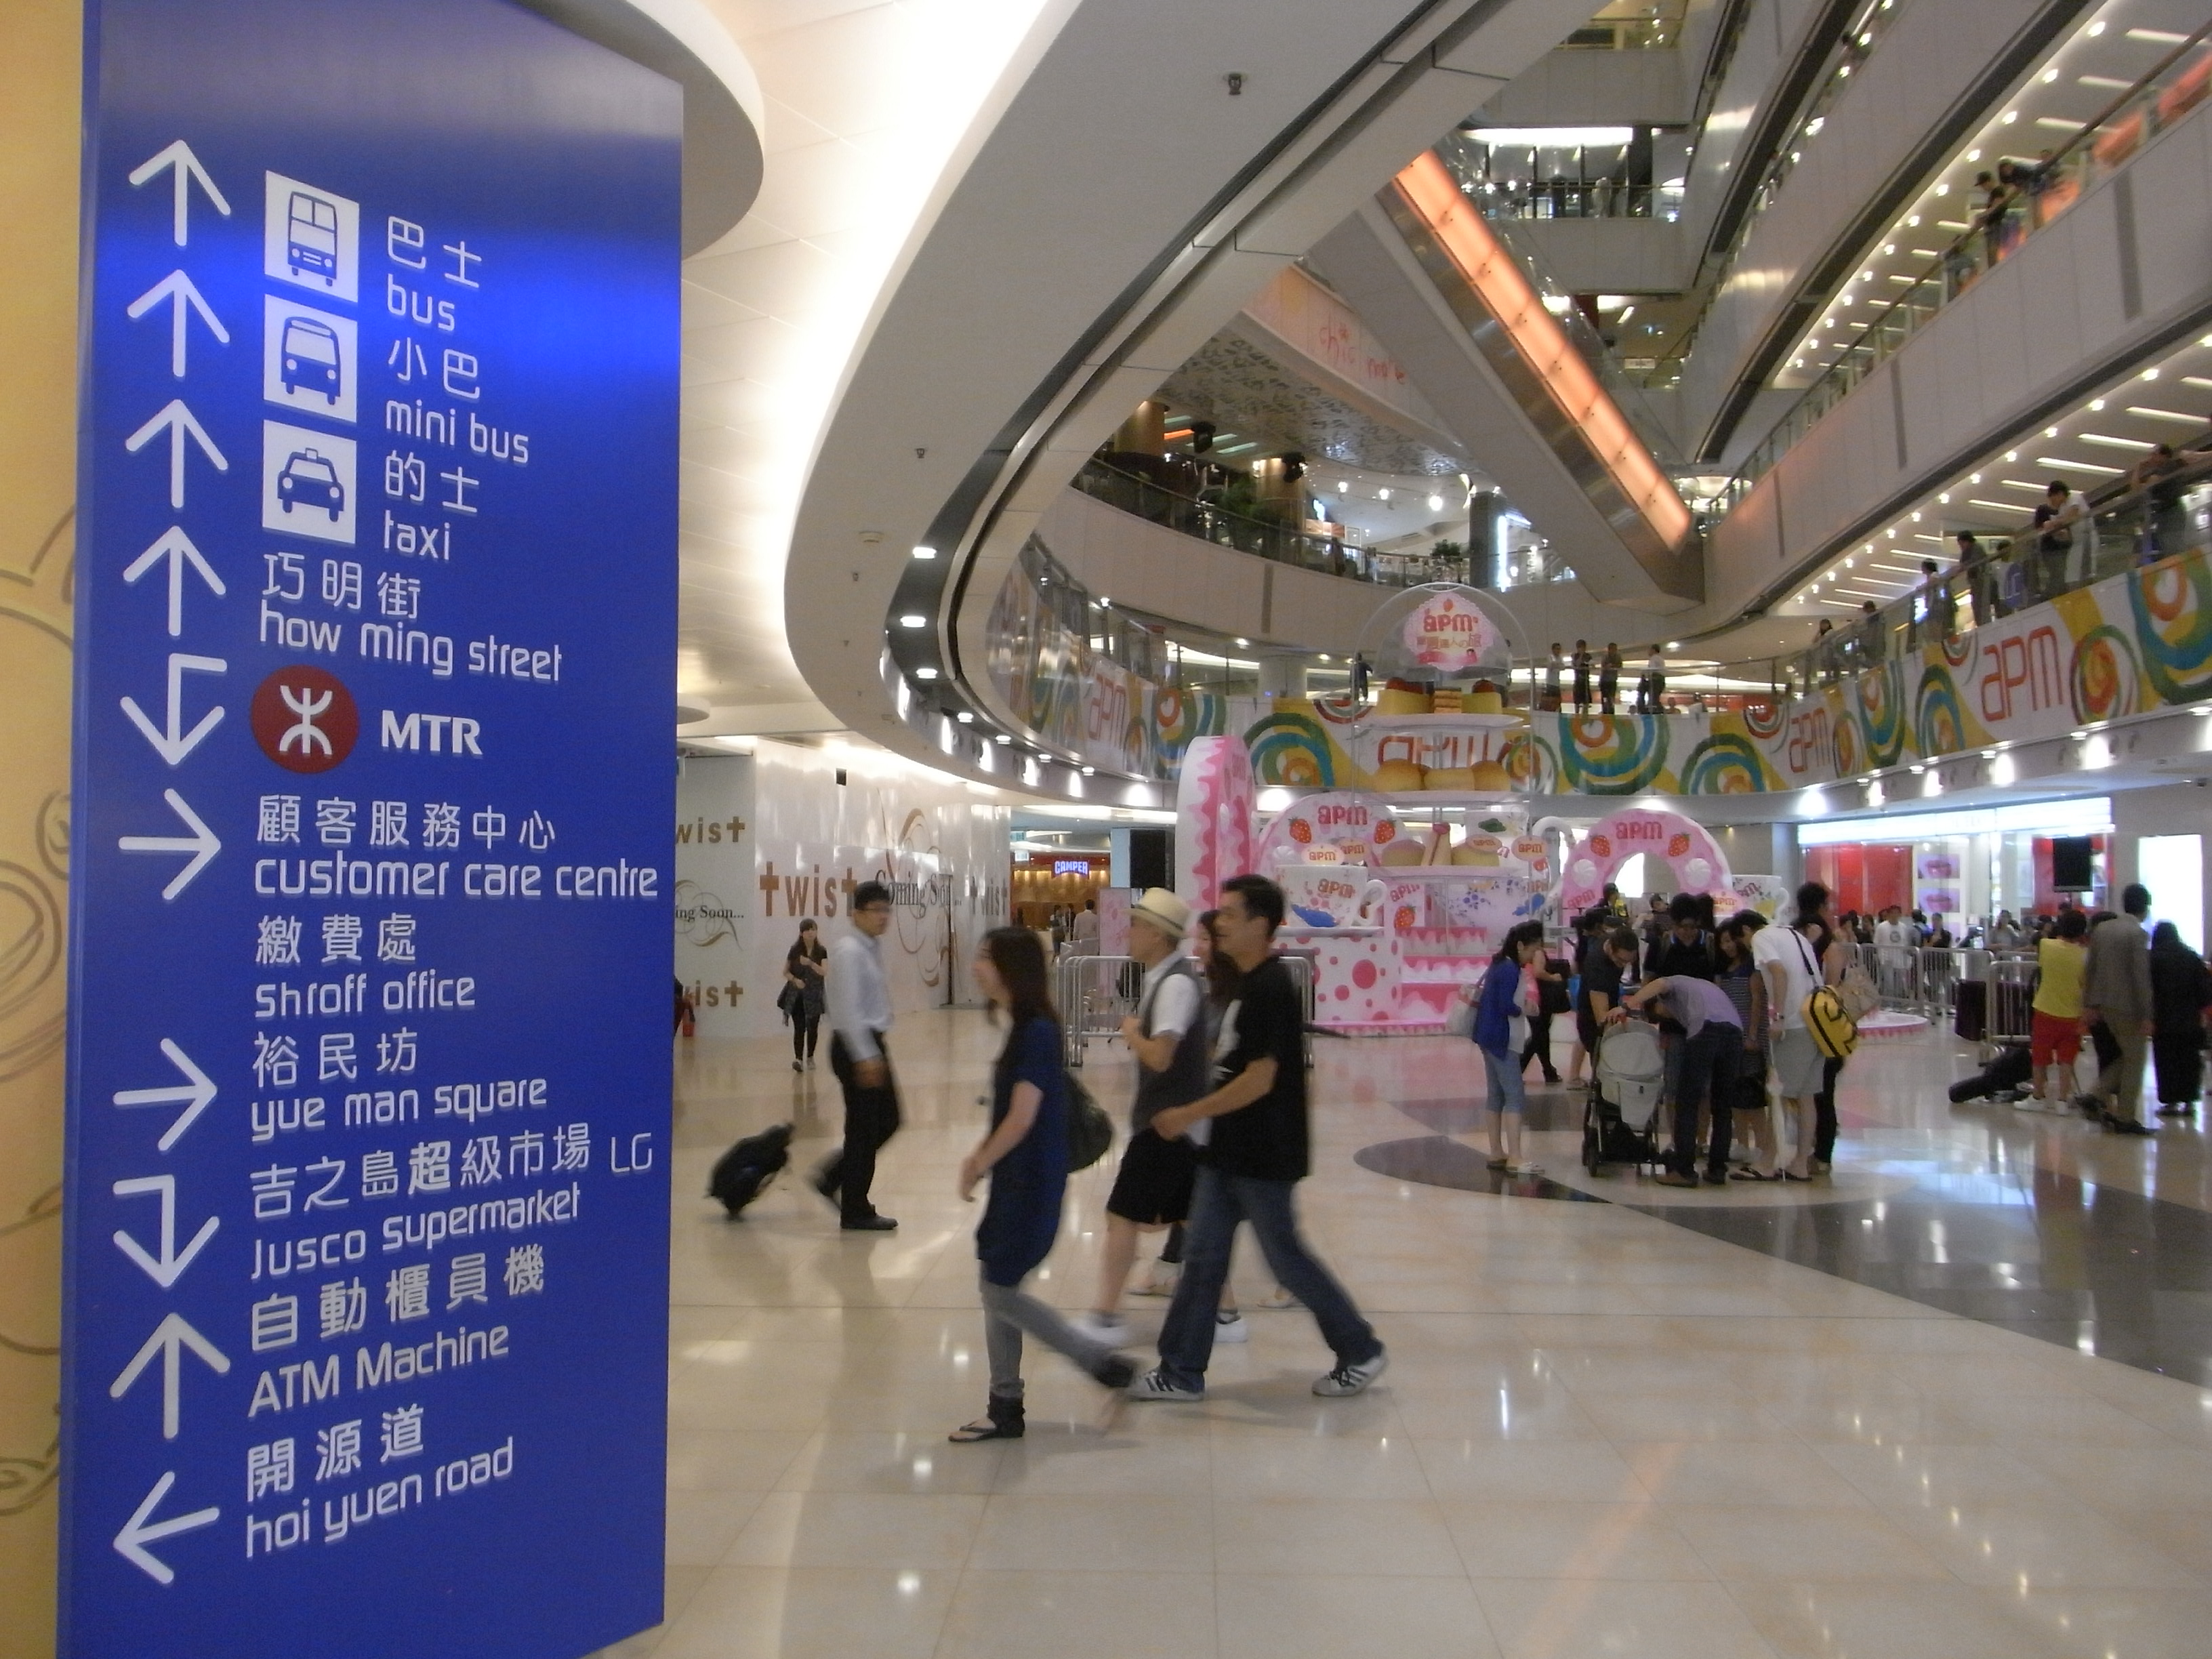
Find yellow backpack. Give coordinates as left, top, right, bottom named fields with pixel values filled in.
left=1803, top=983, right=1859, bottom=1059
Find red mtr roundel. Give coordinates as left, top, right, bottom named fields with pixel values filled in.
left=250, top=664, right=360, bottom=773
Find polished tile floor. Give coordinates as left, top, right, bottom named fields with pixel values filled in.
left=598, top=1011, right=2212, bottom=1658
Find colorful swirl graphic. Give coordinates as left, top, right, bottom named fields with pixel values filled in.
left=1914, top=664, right=1967, bottom=759
left=1506, top=731, right=1557, bottom=794
left=2069, top=623, right=2142, bottom=723
left=2126, top=556, right=2212, bottom=705
left=1740, top=697, right=1786, bottom=741
left=1557, top=715, right=1667, bottom=796
left=1938, top=628, right=1975, bottom=671
left=1856, top=661, right=1906, bottom=768
left=1680, top=733, right=1766, bottom=795
left=1243, top=710, right=1335, bottom=787
left=1831, top=712, right=1860, bottom=777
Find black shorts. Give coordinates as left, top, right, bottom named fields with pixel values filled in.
left=1105, top=1126, right=1197, bottom=1225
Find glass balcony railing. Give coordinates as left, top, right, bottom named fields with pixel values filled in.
left=1561, top=0, right=1688, bottom=51
left=1071, top=457, right=1459, bottom=589
left=1717, top=20, right=2212, bottom=515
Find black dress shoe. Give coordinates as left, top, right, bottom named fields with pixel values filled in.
left=841, top=1214, right=898, bottom=1231
left=2106, top=1118, right=2154, bottom=1136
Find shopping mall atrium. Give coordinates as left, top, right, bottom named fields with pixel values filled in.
left=15, top=0, right=2212, bottom=1654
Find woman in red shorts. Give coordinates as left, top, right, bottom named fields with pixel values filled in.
left=2028, top=909, right=2090, bottom=1107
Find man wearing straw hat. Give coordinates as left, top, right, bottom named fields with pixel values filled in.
left=1078, top=888, right=1246, bottom=1343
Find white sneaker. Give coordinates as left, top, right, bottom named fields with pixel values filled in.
left=1312, top=1348, right=1389, bottom=1397
left=1128, top=1266, right=1179, bottom=1298
left=1127, top=1369, right=1204, bottom=1402
left=1073, top=1311, right=1127, bottom=1342
left=1212, top=1311, right=1248, bottom=1343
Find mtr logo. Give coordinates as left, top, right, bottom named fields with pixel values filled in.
left=250, top=665, right=359, bottom=773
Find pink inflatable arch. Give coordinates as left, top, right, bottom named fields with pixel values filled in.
left=1559, top=807, right=1734, bottom=916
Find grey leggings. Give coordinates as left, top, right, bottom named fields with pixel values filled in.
left=980, top=1272, right=1118, bottom=1400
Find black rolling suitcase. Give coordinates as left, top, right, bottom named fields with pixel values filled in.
left=707, top=1123, right=792, bottom=1217
left=1953, top=978, right=1987, bottom=1042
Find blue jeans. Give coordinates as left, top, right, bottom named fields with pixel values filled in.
left=1481, top=1045, right=1525, bottom=1113
left=1157, top=1167, right=1380, bottom=1390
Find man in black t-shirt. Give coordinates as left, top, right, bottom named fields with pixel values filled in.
left=1130, top=874, right=1386, bottom=1403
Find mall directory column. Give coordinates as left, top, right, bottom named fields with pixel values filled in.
left=63, top=2, right=680, bottom=1654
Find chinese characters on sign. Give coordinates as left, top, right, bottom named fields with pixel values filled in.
left=66, top=3, right=680, bottom=1655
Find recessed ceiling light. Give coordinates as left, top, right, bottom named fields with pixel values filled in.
left=911, top=544, right=937, bottom=560
left=1427, top=494, right=1444, bottom=512
left=2089, top=398, right=2105, bottom=411
left=898, top=614, right=926, bottom=628
left=1234, top=637, right=1250, bottom=648
left=914, top=666, right=938, bottom=680
left=2142, top=367, right=2160, bottom=380
left=994, top=734, right=1012, bottom=744
left=956, top=712, right=973, bottom=723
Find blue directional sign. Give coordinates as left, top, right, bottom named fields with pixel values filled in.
left=64, top=3, right=680, bottom=1654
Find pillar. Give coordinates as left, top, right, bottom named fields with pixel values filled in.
left=1258, top=653, right=1307, bottom=699
left=0, top=2, right=79, bottom=1650
left=1109, top=399, right=1166, bottom=457
left=1468, top=490, right=1502, bottom=588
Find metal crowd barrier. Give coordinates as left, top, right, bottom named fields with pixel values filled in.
left=1058, top=951, right=1315, bottom=1068
left=1987, top=957, right=2038, bottom=1050
left=1059, top=954, right=1143, bottom=1066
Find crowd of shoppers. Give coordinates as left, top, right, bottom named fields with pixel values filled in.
left=766, top=857, right=2207, bottom=1445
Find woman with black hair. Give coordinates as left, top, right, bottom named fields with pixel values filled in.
left=950, top=926, right=1136, bottom=1441
left=783, top=918, right=827, bottom=1071
left=1473, top=922, right=1547, bottom=1175
left=2150, top=921, right=2211, bottom=1115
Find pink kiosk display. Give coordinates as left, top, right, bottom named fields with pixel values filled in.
left=1176, top=585, right=1554, bottom=1034
left=1170, top=585, right=1816, bottom=1036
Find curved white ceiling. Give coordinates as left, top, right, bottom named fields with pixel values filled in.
left=676, top=0, right=1068, bottom=737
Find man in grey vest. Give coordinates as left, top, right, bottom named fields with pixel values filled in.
left=2083, top=882, right=2156, bottom=1136
left=1080, top=888, right=1242, bottom=1342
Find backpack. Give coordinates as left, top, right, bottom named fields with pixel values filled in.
left=1803, top=985, right=1859, bottom=1059
left=1595, top=1019, right=1666, bottom=1126
left=706, top=1123, right=793, bottom=1218
left=1065, top=1069, right=1113, bottom=1171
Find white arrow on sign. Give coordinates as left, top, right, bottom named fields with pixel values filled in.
left=123, top=527, right=226, bottom=638
left=125, top=270, right=229, bottom=378
left=126, top=140, right=232, bottom=247
left=112, top=1038, right=219, bottom=1151
left=110, top=1311, right=230, bottom=1441
left=120, top=653, right=226, bottom=767
left=123, top=400, right=228, bottom=512
left=111, top=1175, right=220, bottom=1289
left=113, top=1471, right=220, bottom=1586
left=118, top=789, right=220, bottom=900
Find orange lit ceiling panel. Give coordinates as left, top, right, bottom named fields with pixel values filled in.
left=1392, top=151, right=1691, bottom=550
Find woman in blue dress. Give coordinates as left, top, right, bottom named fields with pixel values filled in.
left=951, top=926, right=1138, bottom=1441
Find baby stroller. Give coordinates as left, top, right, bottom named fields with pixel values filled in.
left=1582, top=1017, right=1666, bottom=1176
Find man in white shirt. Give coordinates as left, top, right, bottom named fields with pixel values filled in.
left=1873, top=905, right=1912, bottom=998
left=815, top=880, right=901, bottom=1230
left=1754, top=882, right=1831, bottom=1181
left=1081, top=888, right=1228, bottom=1341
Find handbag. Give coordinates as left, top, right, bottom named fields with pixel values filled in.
left=1837, top=958, right=1879, bottom=1022
left=775, top=980, right=800, bottom=1023
left=1065, top=1069, right=1113, bottom=1171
